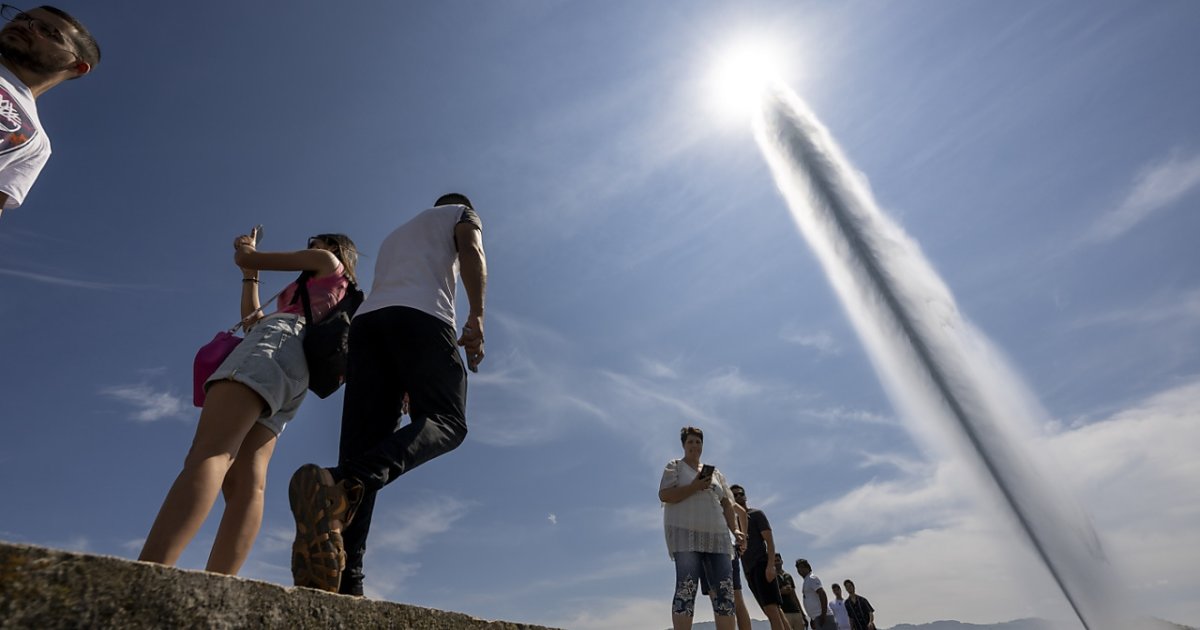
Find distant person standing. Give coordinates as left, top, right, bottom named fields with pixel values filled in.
left=288, top=193, right=487, bottom=595
left=843, top=579, right=876, bottom=630
left=0, top=5, right=99, bottom=217
left=829, top=583, right=851, bottom=630
left=776, top=553, right=808, bottom=630
left=732, top=485, right=789, bottom=630
left=796, top=558, right=833, bottom=630
left=659, top=426, right=745, bottom=630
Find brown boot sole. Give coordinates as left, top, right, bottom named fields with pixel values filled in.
left=288, top=464, right=348, bottom=592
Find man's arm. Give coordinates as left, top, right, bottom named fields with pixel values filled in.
left=719, top=496, right=746, bottom=549
left=733, top=503, right=748, bottom=553
left=0, top=192, right=7, bottom=217
left=455, top=221, right=487, bottom=370
left=817, top=587, right=829, bottom=626
left=762, top=528, right=777, bottom=582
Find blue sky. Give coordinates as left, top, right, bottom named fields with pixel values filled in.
left=1, top=2, right=1198, bottom=628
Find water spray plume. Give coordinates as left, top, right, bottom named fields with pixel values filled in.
left=753, top=82, right=1126, bottom=630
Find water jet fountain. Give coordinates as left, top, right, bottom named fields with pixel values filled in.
left=752, top=83, right=1122, bottom=630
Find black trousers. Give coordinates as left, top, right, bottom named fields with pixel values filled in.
left=333, top=306, right=469, bottom=594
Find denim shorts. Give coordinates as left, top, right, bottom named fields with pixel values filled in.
left=672, top=550, right=735, bottom=618
left=206, top=313, right=308, bottom=435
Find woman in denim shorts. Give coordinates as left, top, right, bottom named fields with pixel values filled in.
left=139, top=229, right=358, bottom=576
left=659, top=426, right=746, bottom=630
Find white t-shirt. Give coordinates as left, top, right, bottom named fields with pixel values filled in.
left=357, top=204, right=482, bottom=326
left=803, top=573, right=830, bottom=619
left=830, top=597, right=851, bottom=629
left=659, top=459, right=735, bottom=557
left=0, top=63, right=50, bottom=210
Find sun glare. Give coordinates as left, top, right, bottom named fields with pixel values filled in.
left=709, top=40, right=787, bottom=120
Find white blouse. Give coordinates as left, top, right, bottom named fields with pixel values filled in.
left=660, top=458, right=734, bottom=557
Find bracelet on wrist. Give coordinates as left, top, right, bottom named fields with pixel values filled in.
left=242, top=278, right=259, bottom=284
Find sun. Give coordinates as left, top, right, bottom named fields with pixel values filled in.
left=709, top=40, right=788, bottom=120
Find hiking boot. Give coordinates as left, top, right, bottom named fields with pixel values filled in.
left=288, top=464, right=363, bottom=592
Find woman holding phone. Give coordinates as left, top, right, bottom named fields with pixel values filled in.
left=139, top=228, right=359, bottom=575
left=659, top=426, right=745, bottom=630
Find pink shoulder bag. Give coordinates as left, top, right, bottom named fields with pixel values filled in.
left=192, top=285, right=288, bottom=407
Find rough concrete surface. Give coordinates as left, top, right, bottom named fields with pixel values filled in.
left=0, top=541, right=559, bottom=630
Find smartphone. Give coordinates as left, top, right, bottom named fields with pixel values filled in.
left=699, top=464, right=715, bottom=479
left=251, top=224, right=264, bottom=246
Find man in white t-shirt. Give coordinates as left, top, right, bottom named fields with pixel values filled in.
left=829, top=582, right=851, bottom=630
left=289, top=193, right=487, bottom=595
left=0, top=5, right=99, bottom=218
left=797, top=558, right=834, bottom=630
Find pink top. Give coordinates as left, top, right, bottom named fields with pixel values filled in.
left=275, top=263, right=350, bottom=323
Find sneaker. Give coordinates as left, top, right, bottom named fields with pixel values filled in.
left=288, top=464, right=363, bottom=592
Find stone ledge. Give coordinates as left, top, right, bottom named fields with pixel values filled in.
left=0, top=541, right=559, bottom=630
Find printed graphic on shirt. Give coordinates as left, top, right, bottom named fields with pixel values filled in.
left=0, top=85, right=37, bottom=155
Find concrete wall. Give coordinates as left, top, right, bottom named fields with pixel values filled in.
left=0, top=541, right=559, bottom=630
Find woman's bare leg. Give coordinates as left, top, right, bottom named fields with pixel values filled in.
left=205, top=422, right=277, bottom=574
left=138, top=381, right=265, bottom=566
left=734, top=590, right=753, bottom=630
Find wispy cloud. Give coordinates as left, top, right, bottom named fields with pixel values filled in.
left=702, top=367, right=763, bottom=399
left=356, top=495, right=471, bottom=600
left=788, top=463, right=964, bottom=547
left=1085, top=150, right=1200, bottom=243
left=362, top=561, right=422, bottom=601
left=752, top=492, right=786, bottom=512
left=99, top=383, right=190, bottom=422
left=468, top=311, right=610, bottom=447
left=0, top=267, right=137, bottom=290
left=612, top=504, right=662, bottom=533
left=807, top=406, right=895, bottom=426
left=371, top=495, right=471, bottom=555
left=472, top=313, right=820, bottom=465
left=1072, top=288, right=1200, bottom=329
left=638, top=356, right=682, bottom=380
left=256, top=527, right=293, bottom=554
left=855, top=450, right=929, bottom=476
left=779, top=324, right=841, bottom=356
left=547, top=513, right=557, bottom=525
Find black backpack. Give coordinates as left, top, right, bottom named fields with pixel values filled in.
left=293, top=271, right=366, bottom=398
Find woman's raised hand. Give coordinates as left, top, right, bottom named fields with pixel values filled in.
left=233, top=234, right=256, bottom=251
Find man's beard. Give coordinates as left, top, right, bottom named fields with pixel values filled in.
left=0, top=37, right=68, bottom=74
